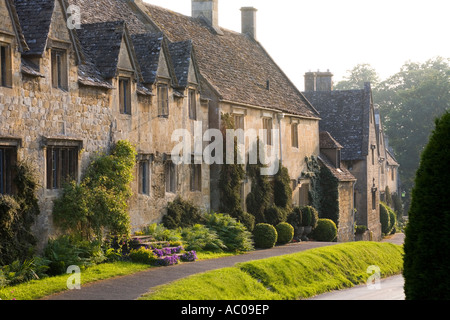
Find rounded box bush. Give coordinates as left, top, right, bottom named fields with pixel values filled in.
left=311, top=219, right=337, bottom=242
left=253, top=223, right=278, bottom=249
left=275, top=222, right=294, bottom=245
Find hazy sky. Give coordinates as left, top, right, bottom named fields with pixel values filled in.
left=143, top=0, right=449, bottom=90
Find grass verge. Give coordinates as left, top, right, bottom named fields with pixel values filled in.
left=140, top=242, right=404, bottom=300
left=0, top=262, right=151, bottom=300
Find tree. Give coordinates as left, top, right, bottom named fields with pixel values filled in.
left=403, top=111, right=450, bottom=300
left=334, top=63, right=380, bottom=90
left=377, top=57, right=450, bottom=210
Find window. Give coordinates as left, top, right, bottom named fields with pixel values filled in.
left=291, top=123, right=298, bottom=148
left=0, top=44, right=12, bottom=88
left=165, top=160, right=176, bottom=193
left=262, top=117, right=273, bottom=146
left=119, top=78, right=131, bottom=115
left=138, top=160, right=150, bottom=195
left=391, top=167, right=395, bottom=181
left=190, top=164, right=202, bottom=192
left=158, top=84, right=169, bottom=117
left=371, top=145, right=376, bottom=166
left=188, top=89, right=197, bottom=120
left=372, top=190, right=376, bottom=210
left=234, top=115, right=244, bottom=130
left=46, top=147, right=78, bottom=189
left=51, top=49, right=68, bottom=90
left=0, top=147, right=16, bottom=195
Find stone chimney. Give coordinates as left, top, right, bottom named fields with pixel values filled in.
left=192, top=0, right=220, bottom=31
left=304, top=70, right=333, bottom=91
left=241, top=7, right=257, bottom=40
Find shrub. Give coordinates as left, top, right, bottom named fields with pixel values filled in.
left=273, top=165, right=293, bottom=209
left=275, top=222, right=294, bottom=245
left=404, top=112, right=450, bottom=300
left=52, top=141, right=136, bottom=240
left=355, top=225, right=368, bottom=235
left=204, top=213, right=254, bottom=252
left=43, top=236, right=105, bottom=276
left=156, top=255, right=180, bottom=266
left=0, top=161, right=40, bottom=266
left=311, top=219, right=337, bottom=242
left=0, top=257, right=49, bottom=287
left=180, top=251, right=198, bottom=262
left=300, top=206, right=319, bottom=228
left=263, top=205, right=287, bottom=226
left=380, top=202, right=391, bottom=235
left=388, top=209, right=397, bottom=235
left=142, top=223, right=182, bottom=243
left=163, top=197, right=205, bottom=229
left=128, top=247, right=157, bottom=265
left=253, top=223, right=278, bottom=249
left=181, top=224, right=227, bottom=252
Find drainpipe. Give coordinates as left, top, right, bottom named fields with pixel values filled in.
left=277, top=113, right=285, bottom=166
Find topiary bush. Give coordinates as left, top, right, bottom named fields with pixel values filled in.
left=404, top=111, right=450, bottom=300
left=311, top=219, right=337, bottom=242
left=263, top=205, right=287, bottom=226
left=287, top=206, right=303, bottom=237
left=163, top=197, right=205, bottom=229
left=380, top=202, right=391, bottom=235
left=253, top=223, right=278, bottom=249
left=275, top=222, right=294, bottom=245
left=300, top=206, right=319, bottom=228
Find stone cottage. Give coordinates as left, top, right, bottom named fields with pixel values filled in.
left=0, top=0, right=210, bottom=247
left=303, top=72, right=382, bottom=241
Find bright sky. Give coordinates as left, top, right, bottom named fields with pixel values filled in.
left=143, top=0, right=450, bottom=90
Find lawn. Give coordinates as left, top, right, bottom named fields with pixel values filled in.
left=140, top=242, right=404, bottom=300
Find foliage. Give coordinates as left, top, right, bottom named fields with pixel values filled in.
left=204, top=213, right=254, bottom=252
left=128, top=247, right=157, bottom=265
left=376, top=57, right=450, bottom=209
left=304, top=156, right=322, bottom=212
left=287, top=206, right=303, bottom=237
left=273, top=164, right=292, bottom=209
left=355, top=225, right=367, bottom=235
left=253, top=223, right=278, bottom=249
left=275, top=222, right=294, bottom=245
left=52, top=141, right=136, bottom=240
left=142, top=223, right=182, bottom=243
left=311, top=219, right=337, bottom=242
left=404, top=111, right=450, bottom=300
left=0, top=257, right=49, bottom=287
left=319, top=165, right=340, bottom=225
left=334, top=63, right=381, bottom=90
left=163, top=197, right=205, bottom=230
left=180, top=251, right=198, bottom=262
left=181, top=224, right=227, bottom=252
left=300, top=206, right=319, bottom=228
left=0, top=160, right=40, bottom=266
left=380, top=202, right=396, bottom=235
left=218, top=113, right=247, bottom=224
left=263, top=205, right=288, bottom=226
left=142, top=242, right=404, bottom=300
left=43, top=236, right=105, bottom=276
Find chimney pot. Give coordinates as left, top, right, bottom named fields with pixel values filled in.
left=241, top=7, right=257, bottom=40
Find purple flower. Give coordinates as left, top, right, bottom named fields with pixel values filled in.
left=156, top=255, right=179, bottom=266
left=180, top=251, right=197, bottom=262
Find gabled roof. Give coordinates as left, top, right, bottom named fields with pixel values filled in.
left=76, top=20, right=141, bottom=81
left=141, top=3, right=319, bottom=119
left=168, top=40, right=197, bottom=89
left=320, top=131, right=343, bottom=150
left=304, top=83, right=374, bottom=161
left=14, top=0, right=54, bottom=55
left=318, top=154, right=356, bottom=182
left=131, top=32, right=164, bottom=85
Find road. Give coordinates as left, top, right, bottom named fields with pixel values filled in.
left=310, top=233, right=405, bottom=300
left=309, top=275, right=405, bottom=300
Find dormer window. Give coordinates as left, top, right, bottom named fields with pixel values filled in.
left=0, top=44, right=12, bottom=88
left=51, top=49, right=68, bottom=90
left=119, top=77, right=131, bottom=115
left=188, top=89, right=197, bottom=120
left=158, top=83, right=169, bottom=117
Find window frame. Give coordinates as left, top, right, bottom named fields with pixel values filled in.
left=138, top=160, right=150, bottom=195
left=157, top=83, right=169, bottom=117
left=165, top=160, right=176, bottom=193
left=46, top=146, right=79, bottom=190
left=119, top=77, right=132, bottom=115
left=0, top=43, right=12, bottom=88
left=188, top=88, right=197, bottom=120
left=190, top=163, right=202, bottom=192
left=291, top=123, right=299, bottom=148
left=51, top=48, right=68, bottom=91
left=0, top=146, right=17, bottom=195
left=262, top=117, right=273, bottom=146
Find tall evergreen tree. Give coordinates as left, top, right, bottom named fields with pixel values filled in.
left=403, top=111, right=450, bottom=300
